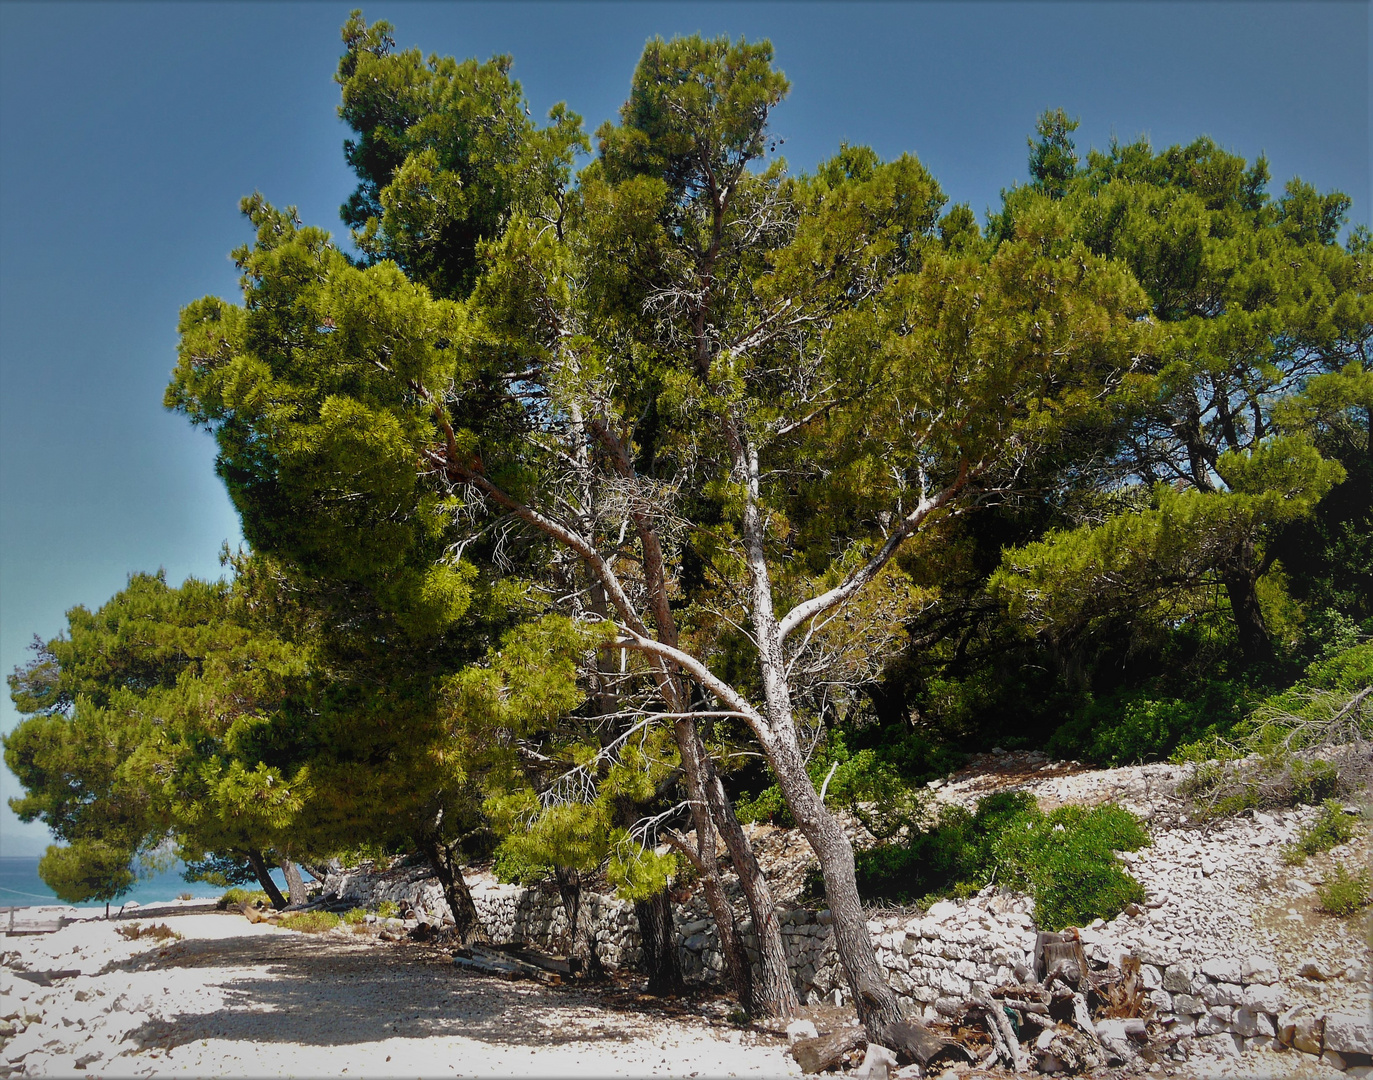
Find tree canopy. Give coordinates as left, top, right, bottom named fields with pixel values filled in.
left=7, top=11, right=1368, bottom=1040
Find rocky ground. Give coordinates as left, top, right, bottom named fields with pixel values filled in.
left=1, top=751, right=1368, bottom=1079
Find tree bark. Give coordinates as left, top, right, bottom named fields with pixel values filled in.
left=1221, top=553, right=1274, bottom=667
left=246, top=848, right=287, bottom=910
left=280, top=859, right=308, bottom=907
left=425, top=839, right=487, bottom=944
left=733, top=436, right=905, bottom=1042
left=769, top=737, right=904, bottom=1038
left=700, top=747, right=799, bottom=1018
left=553, top=866, right=606, bottom=979
left=635, top=884, right=684, bottom=996
left=672, top=715, right=755, bottom=1011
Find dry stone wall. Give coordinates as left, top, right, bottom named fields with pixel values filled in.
left=317, top=773, right=1372, bottom=1073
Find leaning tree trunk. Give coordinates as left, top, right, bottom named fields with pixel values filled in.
left=280, top=859, right=309, bottom=907
left=735, top=438, right=904, bottom=1042
left=768, top=738, right=904, bottom=1036
left=701, top=753, right=799, bottom=1017
left=246, top=848, right=287, bottom=910
left=635, top=885, right=684, bottom=996
left=554, top=866, right=606, bottom=979
left=425, top=839, right=487, bottom=944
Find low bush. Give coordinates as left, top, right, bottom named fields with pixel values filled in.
left=217, top=887, right=270, bottom=910
left=1282, top=800, right=1358, bottom=865
left=491, top=842, right=553, bottom=886
left=1174, top=646, right=1372, bottom=817
left=342, top=907, right=368, bottom=925
left=838, top=791, right=1149, bottom=931
left=375, top=900, right=399, bottom=920
left=116, top=922, right=181, bottom=941
left=279, top=911, right=341, bottom=934
left=1317, top=865, right=1371, bottom=917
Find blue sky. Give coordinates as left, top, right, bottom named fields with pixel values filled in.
left=1, top=1, right=1368, bottom=856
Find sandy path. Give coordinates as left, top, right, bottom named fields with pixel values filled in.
left=1, top=911, right=799, bottom=1078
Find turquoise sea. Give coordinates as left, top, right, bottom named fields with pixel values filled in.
left=0, top=856, right=287, bottom=909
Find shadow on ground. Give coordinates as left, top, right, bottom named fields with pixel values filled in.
left=103, top=929, right=723, bottom=1054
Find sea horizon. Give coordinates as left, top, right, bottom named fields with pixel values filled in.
left=0, top=855, right=288, bottom=910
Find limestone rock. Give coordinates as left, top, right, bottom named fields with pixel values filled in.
left=1201, top=957, right=1242, bottom=983
left=1162, top=960, right=1194, bottom=994
left=1296, top=958, right=1338, bottom=981
left=1241, top=955, right=1278, bottom=985
left=1195, top=1033, right=1240, bottom=1058
left=1324, top=1008, right=1373, bottom=1057
left=785, top=1019, right=818, bottom=1045
left=1241, top=983, right=1285, bottom=1014
left=1231, top=1007, right=1275, bottom=1038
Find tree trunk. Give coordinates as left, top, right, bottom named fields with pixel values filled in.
left=702, top=753, right=799, bottom=1018
left=1221, top=554, right=1274, bottom=667
left=673, top=716, right=754, bottom=1012
left=635, top=885, right=683, bottom=996
left=734, top=438, right=904, bottom=1041
left=553, top=866, right=606, bottom=979
left=770, top=739, right=904, bottom=1039
left=425, top=839, right=487, bottom=944
left=246, top=848, right=287, bottom=910
left=280, top=859, right=308, bottom=907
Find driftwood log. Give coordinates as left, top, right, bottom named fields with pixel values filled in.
left=882, top=1020, right=976, bottom=1068
left=976, top=994, right=1029, bottom=1072
left=452, top=945, right=562, bottom=985
left=791, top=1027, right=866, bottom=1074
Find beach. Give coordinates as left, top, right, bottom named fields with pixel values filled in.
left=0, top=904, right=799, bottom=1078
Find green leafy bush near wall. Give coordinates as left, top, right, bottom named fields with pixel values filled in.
left=831, top=792, right=1149, bottom=931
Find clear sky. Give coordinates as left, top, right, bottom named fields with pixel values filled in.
left=1, top=0, right=1368, bottom=856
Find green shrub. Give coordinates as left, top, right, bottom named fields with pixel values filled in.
left=1052, top=681, right=1249, bottom=766
left=1290, top=759, right=1341, bottom=805
left=218, top=887, right=269, bottom=910
left=342, top=907, right=368, bottom=925
left=279, top=910, right=341, bottom=933
left=375, top=900, right=399, bottom=920
left=735, top=784, right=792, bottom=826
left=491, top=841, right=554, bottom=886
left=846, top=793, right=1149, bottom=930
left=1317, top=865, right=1372, bottom=917
left=735, top=730, right=936, bottom=836
left=1174, top=645, right=1372, bottom=818
left=1282, top=801, right=1357, bottom=865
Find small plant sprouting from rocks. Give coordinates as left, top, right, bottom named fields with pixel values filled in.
left=279, top=911, right=342, bottom=934
left=375, top=900, right=400, bottom=920
left=1282, top=800, right=1358, bottom=865
left=342, top=907, right=368, bottom=925
left=177, top=892, right=194, bottom=901
left=1317, top=864, right=1372, bottom=917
